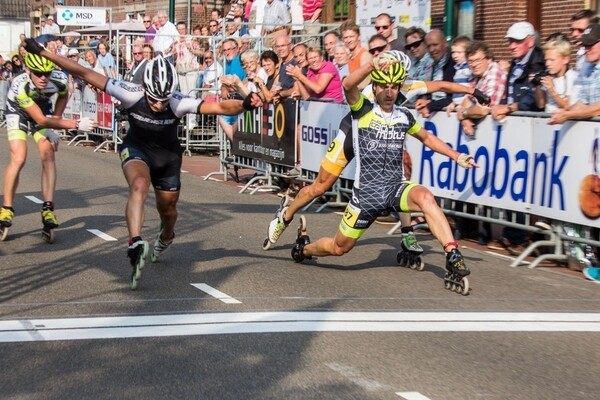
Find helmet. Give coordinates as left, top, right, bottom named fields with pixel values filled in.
left=370, top=50, right=408, bottom=85
left=143, top=55, right=178, bottom=101
left=24, top=53, right=55, bottom=73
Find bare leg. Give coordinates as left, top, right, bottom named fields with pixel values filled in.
left=284, top=167, right=338, bottom=222
left=3, top=139, right=28, bottom=207
left=155, top=188, right=179, bottom=242
left=122, top=160, right=151, bottom=240
left=37, top=137, right=56, bottom=203
left=407, top=186, right=456, bottom=249
left=303, top=229, right=358, bottom=258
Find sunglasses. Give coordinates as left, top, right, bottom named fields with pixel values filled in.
left=405, top=40, right=423, bottom=50
left=375, top=25, right=389, bottom=31
left=143, top=20, right=151, bottom=23
left=368, top=44, right=387, bottom=55
left=133, top=52, right=142, bottom=55
left=31, top=70, right=52, bottom=78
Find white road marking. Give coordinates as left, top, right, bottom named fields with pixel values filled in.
left=396, top=392, right=432, bottom=400
left=327, top=363, right=390, bottom=391
left=1, top=312, right=600, bottom=343
left=25, top=195, right=43, bottom=204
left=87, top=229, right=118, bottom=241
left=181, top=169, right=189, bottom=173
left=191, top=283, right=242, bottom=304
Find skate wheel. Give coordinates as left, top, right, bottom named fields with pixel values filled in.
left=414, top=256, right=425, bottom=271
left=396, top=251, right=407, bottom=266
left=0, top=226, right=8, bottom=241
left=42, top=228, right=54, bottom=244
left=262, top=237, right=273, bottom=251
left=444, top=280, right=452, bottom=290
left=458, top=277, right=470, bottom=296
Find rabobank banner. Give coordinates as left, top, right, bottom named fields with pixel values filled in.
left=404, top=113, right=600, bottom=227
left=57, top=6, right=106, bottom=26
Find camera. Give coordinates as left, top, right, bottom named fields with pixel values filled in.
left=531, top=70, right=549, bottom=86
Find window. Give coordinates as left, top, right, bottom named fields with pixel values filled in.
left=334, top=0, right=350, bottom=20
left=457, top=0, right=474, bottom=38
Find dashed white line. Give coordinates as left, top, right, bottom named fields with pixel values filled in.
left=191, top=283, right=242, bottom=304
left=25, top=195, right=43, bottom=204
left=396, top=392, right=432, bottom=400
left=87, top=229, right=118, bottom=241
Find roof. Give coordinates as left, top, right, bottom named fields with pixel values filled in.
left=0, top=0, right=29, bottom=19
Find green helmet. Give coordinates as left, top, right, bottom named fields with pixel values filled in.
left=370, top=50, right=407, bottom=85
left=24, top=53, right=55, bottom=73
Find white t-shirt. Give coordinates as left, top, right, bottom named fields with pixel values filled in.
left=544, top=69, right=578, bottom=113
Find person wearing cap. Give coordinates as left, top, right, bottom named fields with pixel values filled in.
left=491, top=21, right=545, bottom=256
left=44, top=16, right=61, bottom=36
left=549, top=23, right=600, bottom=125
left=570, top=9, right=599, bottom=72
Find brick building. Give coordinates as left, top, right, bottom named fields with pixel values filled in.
left=24, top=0, right=599, bottom=60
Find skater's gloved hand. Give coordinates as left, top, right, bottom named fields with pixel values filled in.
left=242, top=92, right=262, bottom=111
left=44, top=129, right=60, bottom=151
left=24, top=38, right=45, bottom=55
left=471, top=89, right=491, bottom=106
left=76, top=117, right=98, bottom=132
left=456, top=153, right=478, bottom=169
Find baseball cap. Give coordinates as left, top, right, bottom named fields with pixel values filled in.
left=505, top=21, right=535, bottom=40
left=48, top=16, right=54, bottom=20
left=581, top=23, right=600, bottom=46
left=68, top=48, right=79, bottom=56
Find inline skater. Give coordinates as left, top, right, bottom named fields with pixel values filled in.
left=25, top=39, right=262, bottom=290
left=0, top=52, right=98, bottom=242
left=265, top=37, right=489, bottom=257
left=290, top=50, right=478, bottom=294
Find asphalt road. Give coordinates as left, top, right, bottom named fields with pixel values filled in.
left=0, top=131, right=599, bottom=400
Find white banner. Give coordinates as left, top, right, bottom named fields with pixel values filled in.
left=404, top=112, right=600, bottom=227
left=57, top=6, right=107, bottom=26
left=298, top=101, right=356, bottom=180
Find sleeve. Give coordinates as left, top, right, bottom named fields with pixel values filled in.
left=427, top=62, right=454, bottom=112
left=405, top=109, right=422, bottom=136
left=104, top=79, right=145, bottom=108
left=50, top=70, right=69, bottom=96
left=12, top=76, right=35, bottom=109
left=170, top=92, right=203, bottom=118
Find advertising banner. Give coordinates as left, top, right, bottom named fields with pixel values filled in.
left=57, top=6, right=107, bottom=26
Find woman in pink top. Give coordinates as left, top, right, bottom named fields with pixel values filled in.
left=286, top=48, right=344, bottom=103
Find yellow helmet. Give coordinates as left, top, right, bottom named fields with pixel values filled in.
left=24, top=53, right=55, bottom=73
left=370, top=50, right=407, bottom=85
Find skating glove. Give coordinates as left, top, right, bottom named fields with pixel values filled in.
left=472, top=89, right=491, bottom=106
left=76, top=117, right=98, bottom=132
left=24, top=38, right=45, bottom=55
left=456, top=153, right=476, bottom=168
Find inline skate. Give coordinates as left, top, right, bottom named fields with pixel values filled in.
left=263, top=195, right=294, bottom=250
left=150, top=223, right=174, bottom=263
left=443, top=247, right=470, bottom=296
left=396, top=231, right=424, bottom=271
left=41, top=208, right=59, bottom=244
left=128, top=239, right=149, bottom=290
left=0, top=207, right=14, bottom=241
left=291, top=215, right=310, bottom=263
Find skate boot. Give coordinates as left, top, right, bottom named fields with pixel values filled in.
left=444, top=247, right=470, bottom=296
left=263, top=195, right=294, bottom=250
left=291, top=215, right=310, bottom=263
left=397, top=231, right=425, bottom=271
left=41, top=207, right=59, bottom=243
left=150, top=228, right=174, bottom=263
left=127, top=239, right=149, bottom=290
left=0, top=207, right=14, bottom=241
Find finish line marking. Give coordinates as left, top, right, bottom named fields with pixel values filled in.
left=191, top=283, right=242, bottom=304
left=87, top=229, right=118, bottom=241
left=1, top=312, right=600, bottom=343
left=397, top=392, right=432, bottom=400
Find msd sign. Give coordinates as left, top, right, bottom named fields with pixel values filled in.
left=56, top=6, right=106, bottom=26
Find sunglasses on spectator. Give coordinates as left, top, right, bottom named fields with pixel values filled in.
left=368, top=44, right=387, bottom=55
left=133, top=52, right=142, bottom=55
left=143, top=20, right=151, bottom=23
left=375, top=25, right=389, bottom=31
left=31, top=70, right=52, bottom=78
left=570, top=27, right=585, bottom=34
left=405, top=40, right=423, bottom=50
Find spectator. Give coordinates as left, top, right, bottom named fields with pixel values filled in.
left=85, top=49, right=105, bottom=77
left=414, top=29, right=456, bottom=118
left=1, top=61, right=14, bottom=82
left=341, top=20, right=372, bottom=90
left=491, top=21, right=545, bottom=255
left=323, top=31, right=341, bottom=61
left=201, top=49, right=224, bottom=97
left=234, top=15, right=249, bottom=37
left=142, top=44, right=154, bottom=61
left=43, top=16, right=61, bottom=36
left=446, top=35, right=472, bottom=115
left=238, top=34, right=254, bottom=53
left=208, top=19, right=223, bottom=50
left=261, top=0, right=291, bottom=49
left=225, top=0, right=244, bottom=22
left=190, top=24, right=208, bottom=64
left=54, top=37, right=68, bottom=56
left=292, top=43, right=309, bottom=74
left=226, top=18, right=241, bottom=38
left=404, top=26, right=433, bottom=82
left=273, top=35, right=297, bottom=102
left=243, top=0, right=253, bottom=21
left=374, top=13, right=405, bottom=51
left=97, top=42, right=117, bottom=78
left=39, top=18, right=46, bottom=36
left=549, top=23, right=600, bottom=124
left=219, top=38, right=247, bottom=138
left=174, top=21, right=200, bottom=96
left=11, top=56, right=23, bottom=75
left=289, top=0, right=304, bottom=39
left=570, top=9, right=599, bottom=72
left=253, top=50, right=280, bottom=103
left=124, top=45, right=148, bottom=84
left=211, top=8, right=224, bottom=24
left=288, top=47, right=343, bottom=104
left=455, top=40, right=507, bottom=136
left=153, top=10, right=179, bottom=61
left=332, top=42, right=350, bottom=81
left=64, top=35, right=77, bottom=49
left=143, top=15, right=156, bottom=44
left=248, top=0, right=267, bottom=38
left=301, top=0, right=323, bottom=48
left=534, top=39, right=578, bottom=113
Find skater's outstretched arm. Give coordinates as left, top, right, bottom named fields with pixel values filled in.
left=414, top=127, right=478, bottom=169
left=343, top=59, right=375, bottom=105
left=24, top=38, right=109, bottom=92
left=199, top=92, right=262, bottom=116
